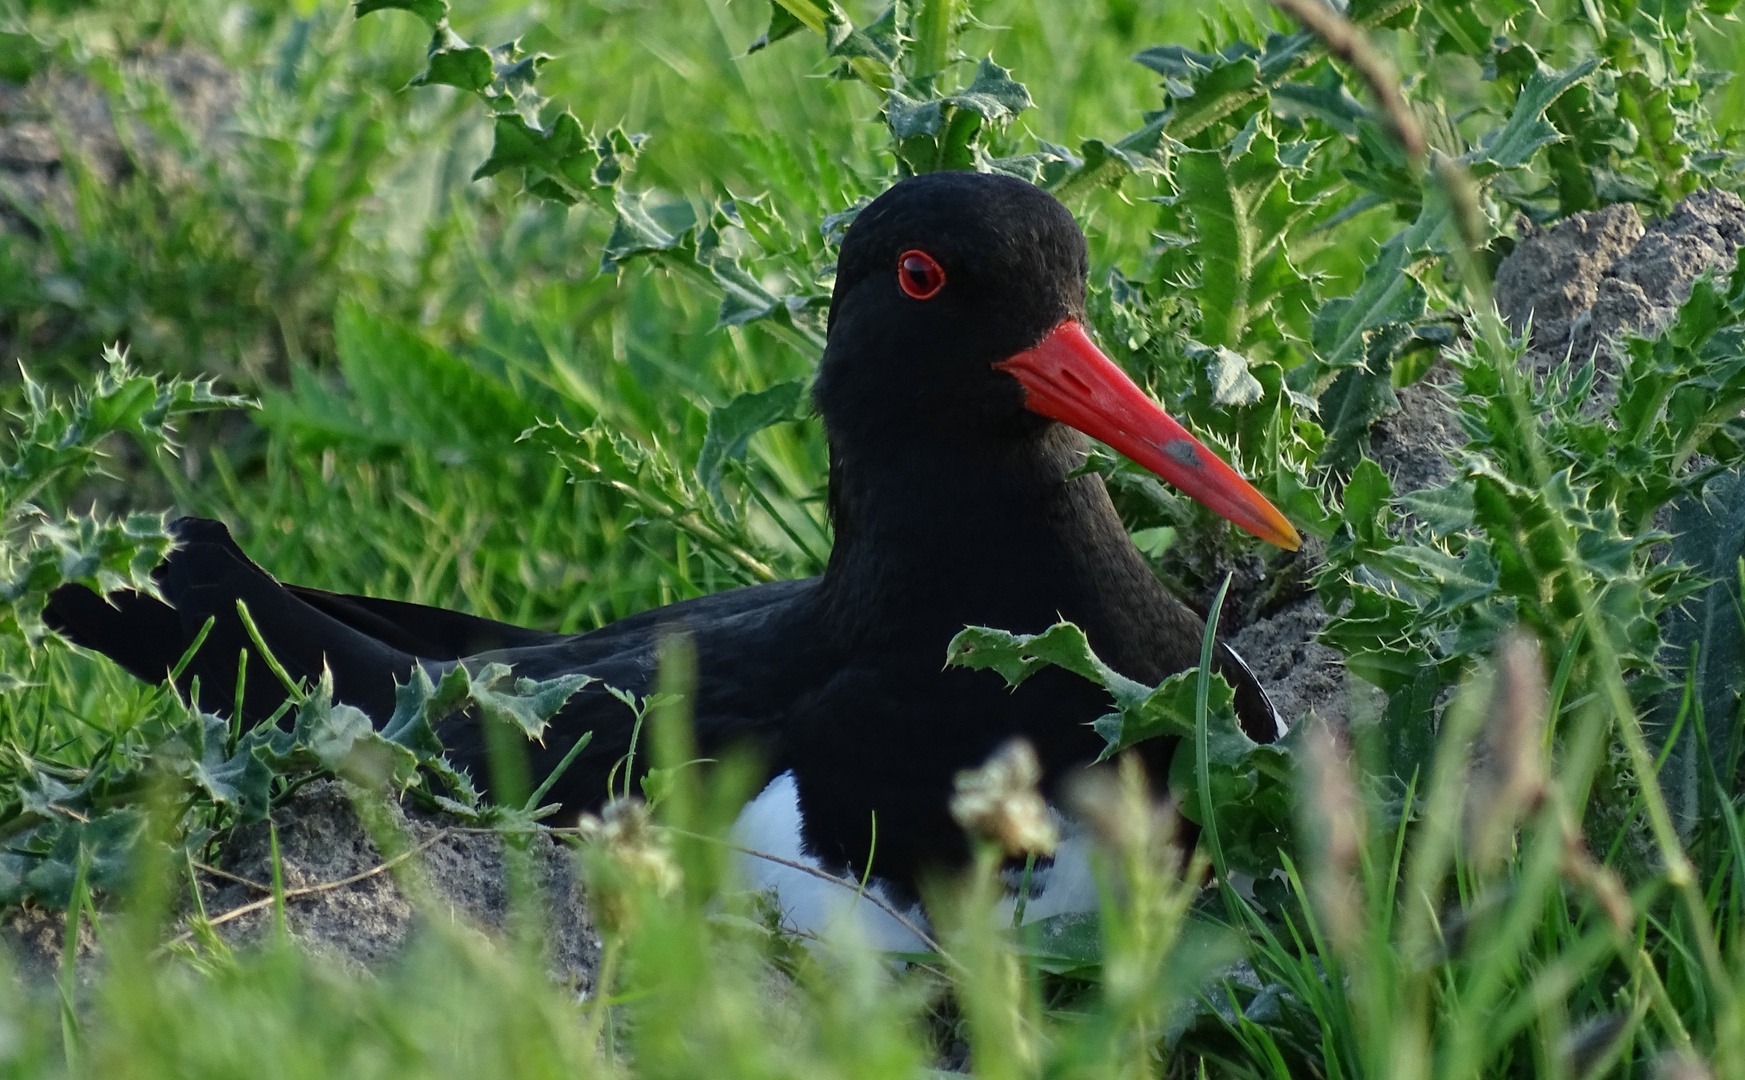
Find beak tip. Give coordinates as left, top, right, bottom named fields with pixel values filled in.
left=1264, top=519, right=1303, bottom=552
left=1001, top=320, right=1306, bottom=555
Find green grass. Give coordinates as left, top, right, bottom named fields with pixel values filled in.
left=4, top=0, right=1745, bottom=1075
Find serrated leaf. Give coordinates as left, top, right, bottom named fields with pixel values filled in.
left=1053, top=112, right=1170, bottom=196
left=1399, top=481, right=1476, bottom=532
left=1343, top=458, right=1395, bottom=540
left=962, top=622, right=1153, bottom=700
left=285, top=669, right=420, bottom=787
left=1317, top=316, right=1445, bottom=472
left=412, top=27, right=493, bottom=92
left=1140, top=31, right=1317, bottom=142
left=946, top=58, right=1032, bottom=121
left=1272, top=64, right=1368, bottom=135
left=948, top=622, right=1249, bottom=759
left=1133, top=43, right=1222, bottom=80
left=748, top=2, right=805, bottom=53
left=819, top=199, right=869, bottom=245
left=1317, top=365, right=1400, bottom=472
left=1171, top=113, right=1317, bottom=351
left=466, top=663, right=593, bottom=739
left=985, top=141, right=1084, bottom=186
left=23, top=810, right=148, bottom=909
left=293, top=683, right=377, bottom=771
left=945, top=625, right=1051, bottom=686
left=378, top=666, right=450, bottom=757
left=181, top=711, right=276, bottom=821
left=473, top=113, right=638, bottom=205
left=1292, top=193, right=1443, bottom=395
left=1207, top=348, right=1265, bottom=406
left=527, top=417, right=787, bottom=583
left=886, top=91, right=945, bottom=140
left=601, top=189, right=695, bottom=266
left=9, top=511, right=176, bottom=644
left=696, top=380, right=807, bottom=513
left=823, top=0, right=898, bottom=64
left=599, top=193, right=826, bottom=347
left=1090, top=669, right=1224, bottom=759
left=16, top=770, right=78, bottom=818
left=1148, top=50, right=1264, bottom=140
left=696, top=226, right=815, bottom=331
left=1467, top=58, right=1603, bottom=176
left=1394, top=542, right=1498, bottom=610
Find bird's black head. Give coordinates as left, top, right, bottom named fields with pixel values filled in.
left=813, top=170, right=1302, bottom=552
left=815, top=172, right=1088, bottom=443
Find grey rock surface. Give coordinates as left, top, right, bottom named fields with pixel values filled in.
left=1495, top=202, right=1645, bottom=355
left=1567, top=189, right=1745, bottom=364
left=1366, top=189, right=1745, bottom=503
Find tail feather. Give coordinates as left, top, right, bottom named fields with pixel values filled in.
left=47, top=517, right=417, bottom=721
left=41, top=583, right=188, bottom=685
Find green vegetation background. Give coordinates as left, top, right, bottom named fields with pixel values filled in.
left=4, top=0, right=1745, bottom=1076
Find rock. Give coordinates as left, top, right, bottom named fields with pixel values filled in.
left=1567, top=188, right=1745, bottom=364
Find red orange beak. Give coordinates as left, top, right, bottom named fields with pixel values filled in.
left=994, top=320, right=1302, bottom=551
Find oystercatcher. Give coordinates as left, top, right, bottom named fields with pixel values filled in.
left=47, top=171, right=1300, bottom=939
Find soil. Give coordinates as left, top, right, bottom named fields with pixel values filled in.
left=0, top=46, right=238, bottom=235
left=1232, top=596, right=1372, bottom=731
left=1240, top=187, right=1745, bottom=734
left=4, top=781, right=602, bottom=992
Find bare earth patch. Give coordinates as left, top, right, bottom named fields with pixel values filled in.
left=5, top=781, right=601, bottom=992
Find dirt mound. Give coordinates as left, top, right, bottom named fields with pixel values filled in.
left=1499, top=189, right=1745, bottom=375
left=1249, top=187, right=1745, bottom=732
left=0, top=46, right=238, bottom=234
left=4, top=782, right=601, bottom=991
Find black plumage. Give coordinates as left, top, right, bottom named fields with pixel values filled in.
left=47, top=171, right=1292, bottom=900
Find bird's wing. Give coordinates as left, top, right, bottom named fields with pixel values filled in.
left=441, top=578, right=824, bottom=815
left=282, top=586, right=567, bottom=660
left=41, top=583, right=190, bottom=686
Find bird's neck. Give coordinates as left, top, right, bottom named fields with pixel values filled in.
left=815, top=424, right=1168, bottom=651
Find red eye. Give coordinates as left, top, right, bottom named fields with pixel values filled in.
left=897, top=250, right=946, bottom=300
